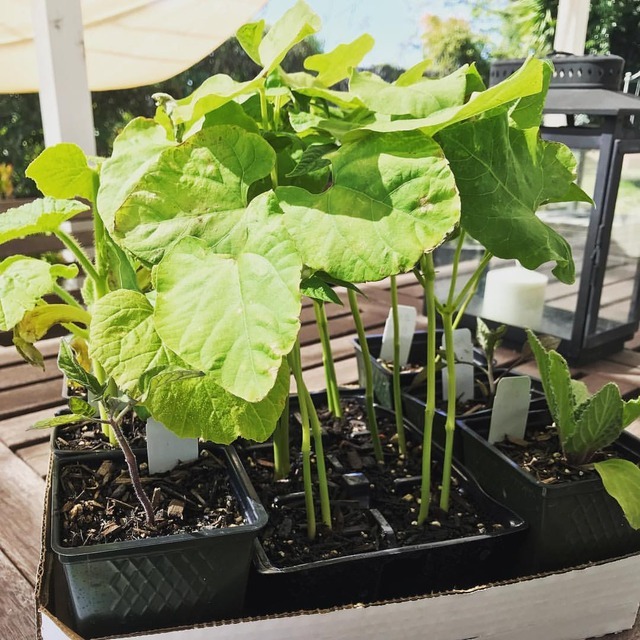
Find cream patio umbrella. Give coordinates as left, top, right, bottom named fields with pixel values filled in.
left=0, top=0, right=268, bottom=153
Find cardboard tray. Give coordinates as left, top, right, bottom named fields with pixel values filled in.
left=36, top=462, right=640, bottom=640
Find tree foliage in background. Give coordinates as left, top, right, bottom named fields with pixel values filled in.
left=0, top=35, right=321, bottom=198
left=471, top=0, right=640, bottom=74
left=421, top=14, right=490, bottom=81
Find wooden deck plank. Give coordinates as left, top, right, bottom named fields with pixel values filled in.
left=0, top=404, right=66, bottom=450
left=0, top=378, right=66, bottom=422
left=0, top=356, right=60, bottom=393
left=0, top=441, right=46, bottom=583
left=0, top=547, right=36, bottom=640
left=16, top=441, right=51, bottom=479
left=0, top=338, right=60, bottom=368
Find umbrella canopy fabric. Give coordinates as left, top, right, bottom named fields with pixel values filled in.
left=0, top=0, right=267, bottom=93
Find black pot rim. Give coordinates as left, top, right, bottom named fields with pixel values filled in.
left=51, top=444, right=268, bottom=561
left=255, top=392, right=527, bottom=575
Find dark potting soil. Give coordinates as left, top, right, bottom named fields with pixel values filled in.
left=54, top=412, right=147, bottom=452
left=494, top=424, right=617, bottom=484
left=58, top=448, right=242, bottom=547
left=240, top=398, right=504, bottom=568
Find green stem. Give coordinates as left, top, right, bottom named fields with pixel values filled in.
left=273, top=394, right=291, bottom=480
left=91, top=189, right=109, bottom=298
left=52, top=283, right=82, bottom=309
left=258, top=86, right=279, bottom=188
left=288, top=343, right=317, bottom=540
left=452, top=250, right=492, bottom=312
left=347, top=289, right=384, bottom=463
left=447, top=231, right=466, bottom=307
left=302, top=384, right=332, bottom=529
left=60, top=323, right=89, bottom=340
left=439, top=309, right=457, bottom=512
left=55, top=230, right=101, bottom=285
left=453, top=251, right=493, bottom=330
left=390, top=276, right=407, bottom=457
left=417, top=255, right=436, bottom=525
left=313, top=300, right=342, bottom=417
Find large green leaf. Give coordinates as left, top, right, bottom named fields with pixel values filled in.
left=90, top=290, right=184, bottom=397
left=594, top=459, right=640, bottom=529
left=113, top=125, right=276, bottom=264
left=154, top=235, right=301, bottom=402
left=277, top=130, right=460, bottom=282
left=145, top=362, right=289, bottom=444
left=25, top=143, right=97, bottom=201
left=304, top=34, right=375, bottom=87
left=97, top=118, right=175, bottom=232
left=565, top=383, right=624, bottom=461
left=0, top=257, right=78, bottom=331
left=350, top=66, right=468, bottom=118
left=438, top=116, right=578, bottom=283
left=346, top=57, right=547, bottom=138
left=0, top=198, right=89, bottom=245
left=171, top=75, right=261, bottom=128
left=256, top=0, right=321, bottom=73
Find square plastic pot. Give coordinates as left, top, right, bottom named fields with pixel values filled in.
left=51, top=445, right=267, bottom=638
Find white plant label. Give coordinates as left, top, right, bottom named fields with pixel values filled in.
left=146, top=418, right=199, bottom=474
left=379, top=305, right=417, bottom=366
left=442, top=328, right=474, bottom=402
left=488, top=376, right=532, bottom=445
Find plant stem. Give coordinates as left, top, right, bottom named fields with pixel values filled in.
left=273, top=394, right=291, bottom=480
left=109, top=408, right=155, bottom=526
left=313, top=299, right=342, bottom=417
left=390, top=275, right=407, bottom=457
left=452, top=250, right=493, bottom=330
left=447, top=231, right=466, bottom=306
left=54, top=230, right=101, bottom=286
left=417, top=254, right=436, bottom=525
left=91, top=201, right=110, bottom=298
left=258, top=86, right=279, bottom=188
left=347, top=289, right=384, bottom=463
left=53, top=283, right=82, bottom=309
left=439, top=309, right=458, bottom=512
left=288, top=343, right=317, bottom=540
left=301, top=383, right=332, bottom=528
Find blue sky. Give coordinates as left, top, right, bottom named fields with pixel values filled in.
left=258, top=0, right=474, bottom=69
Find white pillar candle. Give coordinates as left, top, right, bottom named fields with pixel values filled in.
left=481, top=265, right=548, bottom=330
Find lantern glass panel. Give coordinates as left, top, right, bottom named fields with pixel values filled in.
left=595, top=152, right=640, bottom=331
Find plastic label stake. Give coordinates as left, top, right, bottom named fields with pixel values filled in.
left=488, top=376, right=531, bottom=444
left=146, top=418, right=199, bottom=474
left=442, top=328, right=474, bottom=402
left=379, top=305, right=417, bottom=366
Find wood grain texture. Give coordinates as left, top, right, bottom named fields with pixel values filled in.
left=0, top=441, right=46, bottom=582
left=0, top=547, right=35, bottom=640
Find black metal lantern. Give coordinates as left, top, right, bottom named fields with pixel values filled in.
left=443, top=55, right=640, bottom=363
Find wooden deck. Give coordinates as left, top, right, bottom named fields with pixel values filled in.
left=2, top=273, right=640, bottom=639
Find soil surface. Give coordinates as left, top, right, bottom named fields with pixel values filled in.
left=54, top=411, right=147, bottom=452
left=239, top=396, right=508, bottom=569
left=57, top=448, right=242, bottom=547
left=495, top=422, right=616, bottom=485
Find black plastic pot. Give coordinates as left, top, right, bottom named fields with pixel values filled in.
left=354, top=331, right=494, bottom=411
left=51, top=445, right=267, bottom=637
left=452, top=408, right=640, bottom=573
left=353, top=331, right=443, bottom=409
left=245, top=390, right=526, bottom=614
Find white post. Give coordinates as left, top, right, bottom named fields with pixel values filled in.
left=553, top=0, right=591, bottom=55
left=31, top=0, right=96, bottom=155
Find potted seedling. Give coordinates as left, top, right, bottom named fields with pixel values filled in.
left=453, top=329, right=640, bottom=572
left=97, top=2, right=542, bottom=611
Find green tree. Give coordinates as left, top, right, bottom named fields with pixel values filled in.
left=472, top=0, right=640, bottom=73
left=421, top=14, right=490, bottom=81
